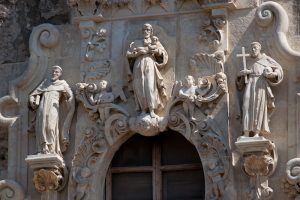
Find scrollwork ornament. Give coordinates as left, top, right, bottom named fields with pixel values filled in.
left=0, top=180, right=25, bottom=200
left=30, top=23, right=60, bottom=55
left=282, top=158, right=300, bottom=198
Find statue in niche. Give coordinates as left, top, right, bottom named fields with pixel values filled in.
left=127, top=23, right=168, bottom=118
left=178, top=75, right=198, bottom=120
left=29, top=65, right=74, bottom=156
left=237, top=42, right=283, bottom=137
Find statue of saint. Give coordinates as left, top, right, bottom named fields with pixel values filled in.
left=126, top=23, right=168, bottom=118
left=238, top=42, right=283, bottom=137
left=29, top=65, right=75, bottom=156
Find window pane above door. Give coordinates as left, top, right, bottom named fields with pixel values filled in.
left=112, top=134, right=153, bottom=167
left=112, top=172, right=153, bottom=200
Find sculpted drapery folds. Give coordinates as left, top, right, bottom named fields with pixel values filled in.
left=29, top=65, right=75, bottom=156
left=238, top=42, right=283, bottom=137
left=127, top=23, right=168, bottom=118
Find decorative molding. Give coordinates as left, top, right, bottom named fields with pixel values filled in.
left=255, top=1, right=300, bottom=58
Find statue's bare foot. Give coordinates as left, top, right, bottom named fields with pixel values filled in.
left=150, top=110, right=158, bottom=118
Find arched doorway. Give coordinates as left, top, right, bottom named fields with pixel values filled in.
left=105, top=131, right=205, bottom=200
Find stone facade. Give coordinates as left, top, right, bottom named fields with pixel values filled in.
left=1, top=0, right=300, bottom=199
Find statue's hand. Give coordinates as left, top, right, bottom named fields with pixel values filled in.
left=189, top=96, right=195, bottom=102
left=149, top=48, right=159, bottom=54
left=238, top=69, right=252, bottom=76
left=263, top=69, right=276, bottom=79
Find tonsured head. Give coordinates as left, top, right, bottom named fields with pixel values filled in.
left=250, top=42, right=262, bottom=58
left=51, top=65, right=62, bottom=81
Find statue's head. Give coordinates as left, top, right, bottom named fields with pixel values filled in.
left=250, top=42, right=261, bottom=58
left=151, top=36, right=159, bottom=43
left=143, top=23, right=153, bottom=39
left=98, top=80, right=108, bottom=91
left=51, top=65, right=62, bottom=82
left=87, top=83, right=97, bottom=93
left=184, top=75, right=195, bottom=87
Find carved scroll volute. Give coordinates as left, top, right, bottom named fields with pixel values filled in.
left=0, top=180, right=25, bottom=200
left=282, top=158, right=300, bottom=199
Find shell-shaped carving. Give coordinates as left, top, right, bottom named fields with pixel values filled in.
left=189, top=53, right=222, bottom=77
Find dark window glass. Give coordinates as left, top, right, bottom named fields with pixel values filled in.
left=112, top=173, right=152, bottom=200
left=112, top=134, right=153, bottom=167
left=162, top=171, right=205, bottom=200
left=161, top=132, right=200, bottom=165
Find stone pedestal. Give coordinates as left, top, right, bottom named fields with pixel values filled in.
left=235, top=136, right=277, bottom=200
left=25, top=154, right=68, bottom=200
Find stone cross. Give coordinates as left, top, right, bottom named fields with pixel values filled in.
left=237, top=47, right=250, bottom=83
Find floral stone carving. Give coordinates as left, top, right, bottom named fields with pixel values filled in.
left=69, top=127, right=108, bottom=199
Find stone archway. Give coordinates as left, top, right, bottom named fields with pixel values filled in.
left=68, top=105, right=233, bottom=200
left=105, top=131, right=206, bottom=200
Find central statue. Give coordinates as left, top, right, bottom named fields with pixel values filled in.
left=126, top=23, right=168, bottom=118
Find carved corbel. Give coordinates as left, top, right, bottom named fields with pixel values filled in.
left=235, top=137, right=278, bottom=200
left=282, top=158, right=300, bottom=199
left=26, top=154, right=68, bottom=200
left=0, top=180, right=25, bottom=200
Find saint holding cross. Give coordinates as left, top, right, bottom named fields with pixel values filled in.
left=237, top=42, right=283, bottom=137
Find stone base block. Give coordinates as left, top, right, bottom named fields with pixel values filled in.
left=25, top=154, right=65, bottom=170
